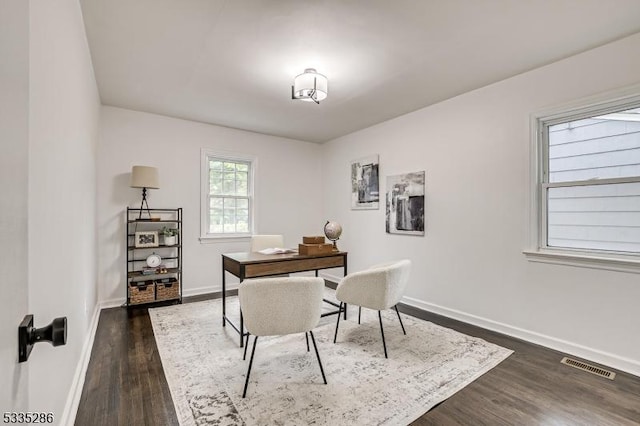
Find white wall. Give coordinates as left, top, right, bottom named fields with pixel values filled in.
left=321, top=33, right=640, bottom=375
left=97, top=107, right=324, bottom=303
left=0, top=0, right=30, bottom=413
left=28, top=0, right=100, bottom=423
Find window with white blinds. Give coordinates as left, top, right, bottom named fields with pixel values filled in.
left=541, top=105, right=640, bottom=255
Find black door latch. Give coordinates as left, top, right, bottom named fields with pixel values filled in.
left=18, top=315, right=67, bottom=363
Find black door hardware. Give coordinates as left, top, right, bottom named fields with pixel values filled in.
left=18, top=315, right=67, bottom=363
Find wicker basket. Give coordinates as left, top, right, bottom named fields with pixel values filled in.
left=129, top=281, right=155, bottom=305
left=156, top=278, right=180, bottom=301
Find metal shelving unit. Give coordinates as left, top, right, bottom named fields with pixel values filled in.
left=125, top=207, right=183, bottom=307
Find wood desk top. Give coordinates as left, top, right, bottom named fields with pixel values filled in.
left=222, top=251, right=347, bottom=265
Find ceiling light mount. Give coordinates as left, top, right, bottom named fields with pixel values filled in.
left=291, top=68, right=327, bottom=104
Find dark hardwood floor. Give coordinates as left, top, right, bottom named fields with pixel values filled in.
left=75, top=287, right=640, bottom=425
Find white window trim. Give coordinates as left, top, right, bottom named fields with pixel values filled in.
left=525, top=84, right=640, bottom=273
left=200, top=148, right=258, bottom=242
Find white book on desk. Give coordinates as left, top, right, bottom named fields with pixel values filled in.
left=258, top=247, right=297, bottom=255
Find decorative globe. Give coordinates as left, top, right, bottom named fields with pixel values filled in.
left=324, top=220, right=343, bottom=251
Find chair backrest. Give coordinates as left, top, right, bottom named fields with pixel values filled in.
left=250, top=234, right=284, bottom=252
left=239, top=277, right=324, bottom=336
left=336, top=259, right=412, bottom=310
left=372, top=259, right=411, bottom=307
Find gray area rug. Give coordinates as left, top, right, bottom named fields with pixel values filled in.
left=149, top=289, right=513, bottom=425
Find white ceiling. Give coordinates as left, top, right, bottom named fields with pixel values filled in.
left=80, top=0, right=640, bottom=143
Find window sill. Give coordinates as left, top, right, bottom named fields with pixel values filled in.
left=200, top=235, right=251, bottom=244
left=523, top=249, right=640, bottom=274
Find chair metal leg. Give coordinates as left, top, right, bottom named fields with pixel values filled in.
left=333, top=302, right=343, bottom=343
left=358, top=306, right=361, bottom=324
left=309, top=331, right=327, bottom=384
left=394, top=305, right=406, bottom=335
left=240, top=310, right=244, bottom=348
left=242, top=336, right=259, bottom=398
left=378, top=311, right=388, bottom=358
left=305, top=332, right=310, bottom=352
left=243, top=332, right=250, bottom=360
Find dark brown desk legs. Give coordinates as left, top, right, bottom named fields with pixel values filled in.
left=222, top=258, right=226, bottom=326
left=239, top=304, right=244, bottom=347
left=344, top=262, right=348, bottom=319
left=239, top=273, right=245, bottom=348
left=221, top=264, right=246, bottom=347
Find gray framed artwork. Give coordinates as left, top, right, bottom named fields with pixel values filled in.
left=385, top=171, right=425, bottom=235
left=351, top=155, right=380, bottom=210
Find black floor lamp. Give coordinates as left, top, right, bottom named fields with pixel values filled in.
left=130, top=165, right=159, bottom=219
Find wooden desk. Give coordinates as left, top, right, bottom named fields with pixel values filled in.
left=221, top=251, right=348, bottom=347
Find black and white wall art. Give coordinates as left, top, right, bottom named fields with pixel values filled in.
left=351, top=154, right=380, bottom=209
left=386, top=171, right=425, bottom=235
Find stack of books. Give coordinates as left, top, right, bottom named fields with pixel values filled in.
left=141, top=265, right=169, bottom=275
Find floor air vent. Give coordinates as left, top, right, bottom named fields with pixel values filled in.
left=561, top=357, right=616, bottom=380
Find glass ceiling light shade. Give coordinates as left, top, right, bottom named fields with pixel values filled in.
left=291, top=68, right=328, bottom=104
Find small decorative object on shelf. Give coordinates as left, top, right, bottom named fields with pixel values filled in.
left=126, top=207, right=182, bottom=307
left=324, top=220, right=343, bottom=252
left=146, top=253, right=162, bottom=267
left=141, top=267, right=156, bottom=275
left=135, top=231, right=159, bottom=248
left=161, top=226, right=179, bottom=246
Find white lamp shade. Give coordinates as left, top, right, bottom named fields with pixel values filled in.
left=130, top=166, right=159, bottom=189
left=293, top=68, right=328, bottom=102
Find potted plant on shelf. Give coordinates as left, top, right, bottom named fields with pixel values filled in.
left=161, top=226, right=179, bottom=246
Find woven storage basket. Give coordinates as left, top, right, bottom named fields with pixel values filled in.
left=129, top=281, right=155, bottom=305
left=156, top=278, right=180, bottom=301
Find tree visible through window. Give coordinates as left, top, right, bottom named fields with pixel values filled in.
left=205, top=156, right=252, bottom=236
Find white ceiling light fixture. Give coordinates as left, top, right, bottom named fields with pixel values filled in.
left=291, top=68, right=328, bottom=104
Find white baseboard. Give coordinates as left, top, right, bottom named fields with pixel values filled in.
left=100, top=297, right=125, bottom=309
left=59, top=301, right=103, bottom=426
left=182, top=285, right=224, bottom=297
left=402, top=295, right=640, bottom=377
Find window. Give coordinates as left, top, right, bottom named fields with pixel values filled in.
left=528, top=90, right=640, bottom=270
left=201, top=150, right=255, bottom=239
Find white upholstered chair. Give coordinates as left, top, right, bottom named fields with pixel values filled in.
left=250, top=234, right=285, bottom=252
left=239, top=276, right=327, bottom=397
left=333, top=259, right=412, bottom=358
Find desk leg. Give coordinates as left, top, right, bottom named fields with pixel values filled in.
left=239, top=276, right=244, bottom=348
left=240, top=311, right=244, bottom=347
left=222, top=261, right=226, bottom=327
left=344, top=260, right=348, bottom=320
